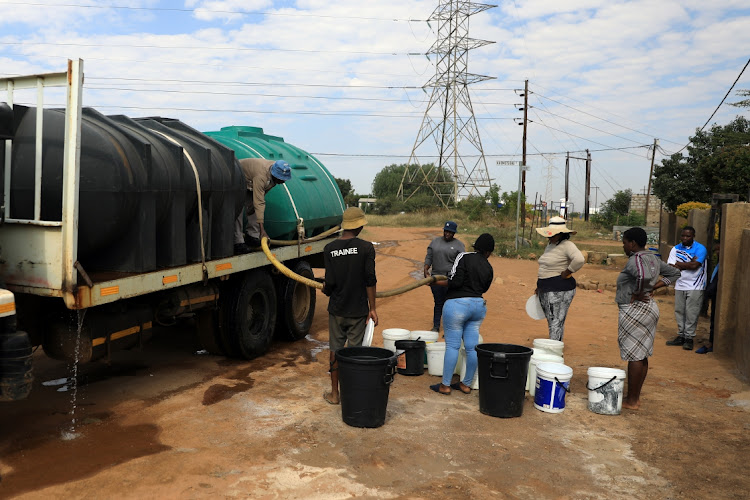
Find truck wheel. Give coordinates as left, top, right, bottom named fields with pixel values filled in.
left=225, top=270, right=277, bottom=359
left=276, top=261, right=316, bottom=341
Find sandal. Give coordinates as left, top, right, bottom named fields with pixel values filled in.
left=323, top=391, right=340, bottom=405
left=430, top=383, right=451, bottom=395
left=450, top=382, right=471, bottom=394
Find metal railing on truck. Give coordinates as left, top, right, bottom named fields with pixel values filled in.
left=0, top=59, right=333, bottom=310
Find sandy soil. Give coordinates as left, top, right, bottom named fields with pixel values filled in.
left=1, top=226, right=748, bottom=499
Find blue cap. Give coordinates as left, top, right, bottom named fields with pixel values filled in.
left=443, top=221, right=457, bottom=233
left=270, top=160, right=291, bottom=181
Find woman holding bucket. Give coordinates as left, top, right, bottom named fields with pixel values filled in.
left=617, top=227, right=681, bottom=410
left=430, top=233, right=494, bottom=395
left=534, top=217, right=585, bottom=341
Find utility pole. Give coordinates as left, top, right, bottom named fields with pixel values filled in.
left=584, top=149, right=591, bottom=221
left=591, top=185, right=600, bottom=211
left=644, top=138, right=659, bottom=226
left=521, top=79, right=529, bottom=233
left=564, top=152, right=570, bottom=219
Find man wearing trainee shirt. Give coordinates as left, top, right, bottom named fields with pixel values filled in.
left=666, top=226, right=707, bottom=351
left=321, top=207, right=378, bottom=405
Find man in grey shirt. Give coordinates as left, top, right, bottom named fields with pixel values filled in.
left=424, top=221, right=465, bottom=332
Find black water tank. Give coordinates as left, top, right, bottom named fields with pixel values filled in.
left=9, top=106, right=244, bottom=273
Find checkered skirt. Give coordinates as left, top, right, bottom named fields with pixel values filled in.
left=617, top=299, right=660, bottom=361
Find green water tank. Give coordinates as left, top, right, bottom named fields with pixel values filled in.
left=204, top=126, right=345, bottom=240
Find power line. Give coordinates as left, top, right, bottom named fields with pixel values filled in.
left=531, top=117, right=650, bottom=158
left=0, top=41, right=425, bottom=57
left=86, top=84, right=518, bottom=106
left=531, top=82, right=685, bottom=147
left=673, top=56, right=750, bottom=154
left=88, top=76, right=425, bottom=90
left=0, top=1, right=428, bottom=22
left=533, top=91, right=683, bottom=146
left=0, top=50, right=431, bottom=78
left=532, top=106, right=646, bottom=145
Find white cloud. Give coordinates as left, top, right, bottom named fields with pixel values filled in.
left=0, top=0, right=747, bottom=205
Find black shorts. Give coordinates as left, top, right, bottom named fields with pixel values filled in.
left=328, top=314, right=366, bottom=352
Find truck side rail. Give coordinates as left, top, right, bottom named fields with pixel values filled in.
left=1, top=60, right=84, bottom=309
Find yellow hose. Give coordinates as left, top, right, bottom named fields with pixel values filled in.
left=267, top=225, right=341, bottom=246
left=260, top=236, right=446, bottom=297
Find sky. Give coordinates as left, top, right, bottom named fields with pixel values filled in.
left=1, top=0, right=749, bottom=213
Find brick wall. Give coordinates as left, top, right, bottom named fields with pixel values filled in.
left=629, top=194, right=662, bottom=226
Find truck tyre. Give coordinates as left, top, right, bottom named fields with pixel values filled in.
left=225, top=270, right=277, bottom=359
left=276, top=260, right=316, bottom=341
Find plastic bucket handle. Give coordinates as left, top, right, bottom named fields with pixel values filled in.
left=383, top=358, right=397, bottom=385
left=586, top=375, right=617, bottom=392
left=489, top=352, right=509, bottom=379
left=554, top=376, right=571, bottom=393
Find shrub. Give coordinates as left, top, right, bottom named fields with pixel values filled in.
left=675, top=201, right=710, bottom=218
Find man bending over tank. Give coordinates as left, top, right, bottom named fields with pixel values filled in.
left=322, top=207, right=378, bottom=405
left=234, top=159, right=291, bottom=254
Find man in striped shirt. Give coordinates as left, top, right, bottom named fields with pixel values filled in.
left=666, top=226, right=707, bottom=351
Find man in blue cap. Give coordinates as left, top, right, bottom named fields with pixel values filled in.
left=234, top=158, right=292, bottom=254
left=423, top=221, right=465, bottom=332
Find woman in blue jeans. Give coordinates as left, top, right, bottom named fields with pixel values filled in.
left=430, top=233, right=494, bottom=395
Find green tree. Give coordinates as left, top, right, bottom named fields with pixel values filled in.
left=652, top=116, right=750, bottom=211
left=372, top=163, right=453, bottom=200
left=488, top=183, right=500, bottom=209
left=730, top=89, right=750, bottom=108
left=591, top=189, right=639, bottom=228
left=334, top=177, right=353, bottom=199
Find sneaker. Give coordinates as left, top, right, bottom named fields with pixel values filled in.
left=234, top=243, right=251, bottom=255
left=683, top=338, right=694, bottom=351
left=665, top=335, right=685, bottom=346
left=695, top=345, right=713, bottom=354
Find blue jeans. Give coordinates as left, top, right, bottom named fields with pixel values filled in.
left=430, top=283, right=448, bottom=330
left=442, top=297, right=486, bottom=386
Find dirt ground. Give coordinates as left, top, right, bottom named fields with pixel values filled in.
left=1, top=226, right=749, bottom=499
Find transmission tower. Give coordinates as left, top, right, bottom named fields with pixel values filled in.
left=398, top=0, right=496, bottom=207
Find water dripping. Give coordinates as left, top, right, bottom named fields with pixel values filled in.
left=62, top=309, right=87, bottom=440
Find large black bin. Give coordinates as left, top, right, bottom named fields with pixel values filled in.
left=476, top=343, right=532, bottom=418
left=336, top=346, right=397, bottom=428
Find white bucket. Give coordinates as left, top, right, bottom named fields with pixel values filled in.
left=410, top=330, right=439, bottom=342
left=533, top=362, right=573, bottom=413
left=527, top=353, right=564, bottom=396
left=425, top=342, right=463, bottom=377
left=457, top=334, right=483, bottom=390
left=411, top=330, right=440, bottom=368
left=533, top=338, right=564, bottom=358
left=426, top=342, right=446, bottom=376
left=587, top=367, right=626, bottom=415
left=382, top=328, right=411, bottom=353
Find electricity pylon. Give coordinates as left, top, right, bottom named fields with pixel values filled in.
left=398, top=0, right=496, bottom=207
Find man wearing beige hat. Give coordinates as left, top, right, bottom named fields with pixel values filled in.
left=322, top=207, right=378, bottom=405
left=534, top=216, right=585, bottom=341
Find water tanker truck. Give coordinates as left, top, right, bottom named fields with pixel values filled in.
left=0, top=60, right=345, bottom=401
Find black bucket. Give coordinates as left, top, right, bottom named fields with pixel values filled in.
left=336, top=346, right=398, bottom=428
left=394, top=340, right=425, bottom=376
left=476, top=343, right=533, bottom=418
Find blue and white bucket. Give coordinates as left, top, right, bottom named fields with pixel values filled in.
left=533, top=362, right=573, bottom=413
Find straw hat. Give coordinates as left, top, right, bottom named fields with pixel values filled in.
left=535, top=216, right=577, bottom=237
left=341, top=207, right=367, bottom=230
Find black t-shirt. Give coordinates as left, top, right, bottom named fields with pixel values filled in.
left=446, top=252, right=493, bottom=300
left=323, top=237, right=377, bottom=317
